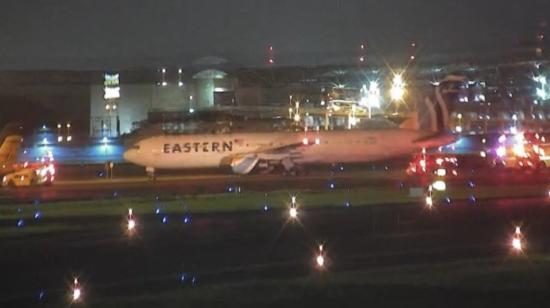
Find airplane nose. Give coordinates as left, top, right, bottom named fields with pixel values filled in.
left=123, top=149, right=136, bottom=162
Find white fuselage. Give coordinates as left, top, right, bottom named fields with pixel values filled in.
left=123, top=129, right=449, bottom=172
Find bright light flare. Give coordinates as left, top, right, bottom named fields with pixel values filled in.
left=419, top=159, right=427, bottom=172
left=511, top=226, right=523, bottom=253
left=127, top=218, right=136, bottom=231
left=289, top=207, right=298, bottom=219
left=72, top=288, right=81, bottom=301
left=390, top=73, right=406, bottom=101
left=512, top=238, right=522, bottom=252
left=316, top=255, right=325, bottom=267
left=512, top=143, right=527, bottom=158
left=316, top=244, right=326, bottom=268
left=432, top=180, right=447, bottom=191
left=496, top=146, right=506, bottom=158
left=126, top=208, right=136, bottom=233
left=71, top=278, right=82, bottom=302
left=425, top=196, right=433, bottom=208
left=436, top=168, right=446, bottom=177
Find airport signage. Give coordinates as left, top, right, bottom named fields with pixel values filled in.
left=104, top=87, right=120, bottom=100
left=104, top=74, right=120, bottom=87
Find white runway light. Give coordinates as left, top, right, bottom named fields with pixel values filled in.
left=71, top=278, right=82, bottom=302
left=316, top=244, right=326, bottom=269
left=289, top=195, right=298, bottom=219
left=316, top=255, right=325, bottom=267
left=128, top=218, right=136, bottom=231
left=512, top=238, right=522, bottom=251
left=511, top=226, right=523, bottom=253
left=289, top=207, right=298, bottom=219
left=127, top=208, right=136, bottom=231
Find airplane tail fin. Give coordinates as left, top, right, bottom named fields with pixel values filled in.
left=0, top=123, right=23, bottom=169
left=400, top=75, right=465, bottom=133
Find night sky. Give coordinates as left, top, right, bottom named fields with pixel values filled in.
left=0, top=0, right=548, bottom=69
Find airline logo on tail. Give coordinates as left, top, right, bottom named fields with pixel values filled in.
left=0, top=135, right=22, bottom=170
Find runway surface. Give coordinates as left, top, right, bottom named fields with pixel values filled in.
left=2, top=164, right=550, bottom=203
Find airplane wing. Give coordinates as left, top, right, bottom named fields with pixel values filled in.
left=226, top=141, right=308, bottom=174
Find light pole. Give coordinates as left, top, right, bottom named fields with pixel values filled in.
left=189, top=95, right=195, bottom=113
left=57, top=124, right=62, bottom=143
left=289, top=95, right=293, bottom=120
left=66, top=123, right=72, bottom=142
left=293, top=101, right=301, bottom=123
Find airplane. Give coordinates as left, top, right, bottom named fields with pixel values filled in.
left=0, top=123, right=55, bottom=187
left=123, top=92, right=456, bottom=176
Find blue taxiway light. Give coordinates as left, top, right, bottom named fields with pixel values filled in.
left=183, top=215, right=191, bottom=224
left=180, top=272, right=197, bottom=286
